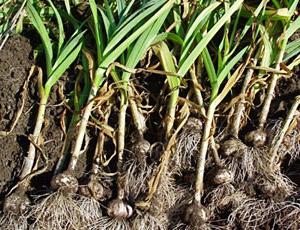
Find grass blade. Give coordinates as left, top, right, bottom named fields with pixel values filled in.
left=178, top=0, right=244, bottom=77
left=217, top=46, right=248, bottom=86
left=26, top=1, right=53, bottom=75
left=152, top=32, right=184, bottom=46
left=45, top=39, right=83, bottom=96
left=284, top=38, right=300, bottom=62
left=89, top=0, right=103, bottom=64
left=101, top=0, right=174, bottom=67
left=103, top=0, right=165, bottom=56
left=122, top=10, right=169, bottom=84
left=52, top=30, right=85, bottom=71
left=47, top=0, right=65, bottom=55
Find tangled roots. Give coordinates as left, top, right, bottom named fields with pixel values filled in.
left=173, top=117, right=202, bottom=172
left=255, top=172, right=296, bottom=201
left=226, top=146, right=264, bottom=183
left=124, top=159, right=153, bottom=200
left=30, top=191, right=83, bottom=229
left=171, top=222, right=213, bottom=230
left=0, top=212, right=29, bottom=230
left=89, top=216, right=131, bottom=230
left=228, top=199, right=275, bottom=229
left=229, top=199, right=300, bottom=229
left=132, top=212, right=166, bottom=230
left=76, top=196, right=102, bottom=225
left=275, top=201, right=300, bottom=229
left=151, top=173, right=186, bottom=217
left=204, top=184, right=247, bottom=215
left=279, top=129, right=300, bottom=163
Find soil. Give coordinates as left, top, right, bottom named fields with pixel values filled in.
left=0, top=31, right=300, bottom=229
left=0, top=35, right=88, bottom=201
left=0, top=35, right=33, bottom=197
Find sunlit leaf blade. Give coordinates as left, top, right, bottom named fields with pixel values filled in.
left=89, top=0, right=103, bottom=64
left=122, top=10, right=169, bottom=83
left=286, top=16, right=300, bottom=39
left=178, top=0, right=243, bottom=77
left=156, top=41, right=179, bottom=89
left=183, top=2, right=220, bottom=47
left=284, top=39, right=300, bottom=62
left=45, top=41, right=83, bottom=96
left=152, top=32, right=184, bottom=46
left=47, top=0, right=65, bottom=55
left=26, top=2, right=53, bottom=75
left=52, top=30, right=85, bottom=71
left=217, top=46, right=248, bottom=86
left=179, top=3, right=219, bottom=65
left=101, top=0, right=174, bottom=67
left=118, top=0, right=135, bottom=25
left=103, top=0, right=165, bottom=56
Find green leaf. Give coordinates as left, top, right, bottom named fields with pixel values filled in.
left=156, top=41, right=179, bottom=89
left=102, top=0, right=173, bottom=67
left=116, top=0, right=126, bottom=17
left=287, top=0, right=299, bottom=18
left=183, top=2, right=221, bottom=47
left=202, top=47, right=217, bottom=87
left=114, top=0, right=163, bottom=35
left=178, top=0, right=243, bottom=77
left=179, top=3, right=219, bottom=65
left=94, top=0, right=174, bottom=88
left=89, top=0, right=103, bottom=65
left=284, top=38, right=300, bottom=62
left=152, top=32, right=184, bottom=46
left=118, top=0, right=135, bottom=25
left=58, top=8, right=80, bottom=29
left=103, top=0, right=165, bottom=56
left=45, top=38, right=83, bottom=96
left=122, top=10, right=169, bottom=83
left=217, top=46, right=248, bottom=86
left=26, top=2, right=53, bottom=76
left=99, top=7, right=115, bottom=40
left=52, top=30, right=86, bottom=71
left=286, top=15, right=300, bottom=39
left=104, top=0, right=116, bottom=26
left=64, top=0, right=71, bottom=15
left=259, top=25, right=272, bottom=68
left=227, top=0, right=267, bottom=58
left=47, top=0, right=65, bottom=56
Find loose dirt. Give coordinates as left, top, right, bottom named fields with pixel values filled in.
left=0, top=35, right=79, bottom=199
left=0, top=35, right=33, bottom=197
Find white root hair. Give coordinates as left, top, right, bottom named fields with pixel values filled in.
left=124, top=158, right=153, bottom=200
left=205, top=184, right=237, bottom=213
left=132, top=212, right=166, bottom=230
left=228, top=199, right=276, bottom=229
left=268, top=119, right=300, bottom=163
left=151, top=172, right=186, bottom=216
left=76, top=195, right=102, bottom=225
left=0, top=212, right=29, bottom=230
left=173, top=129, right=201, bottom=172
left=89, top=216, right=130, bottom=230
left=226, top=146, right=265, bottom=183
left=228, top=199, right=300, bottom=229
left=30, top=191, right=82, bottom=230
left=275, top=201, right=300, bottom=229
left=254, top=171, right=296, bottom=201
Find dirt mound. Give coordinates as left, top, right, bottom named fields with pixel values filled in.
left=0, top=35, right=33, bottom=196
